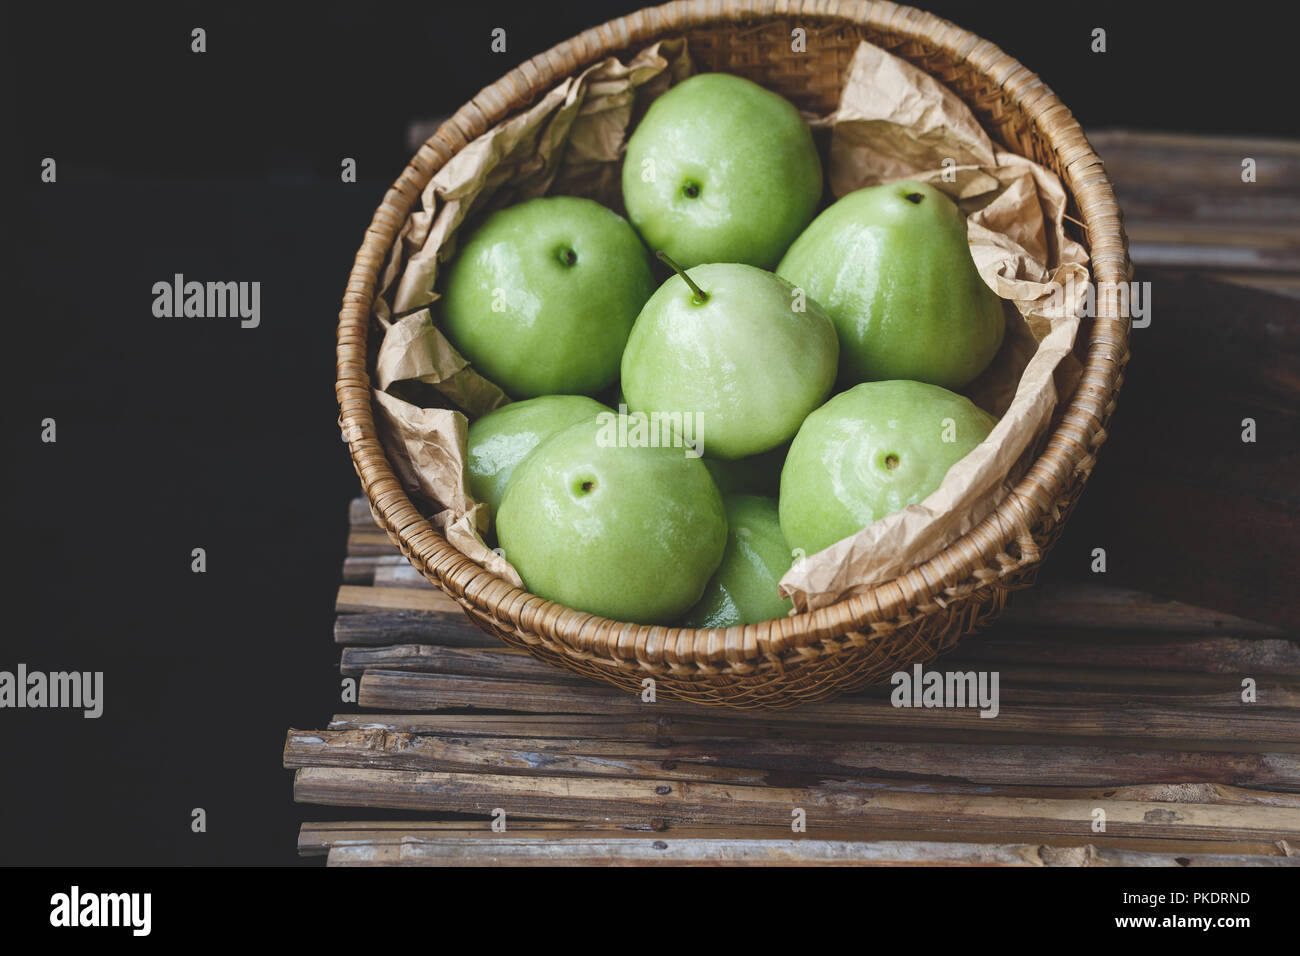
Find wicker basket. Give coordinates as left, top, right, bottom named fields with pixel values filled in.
left=336, top=0, right=1131, bottom=709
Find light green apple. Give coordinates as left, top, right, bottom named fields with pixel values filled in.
left=467, top=395, right=611, bottom=537
left=496, top=418, right=727, bottom=623
left=621, top=73, right=822, bottom=269
left=780, top=380, right=998, bottom=555
left=620, top=258, right=838, bottom=460
left=683, top=495, right=794, bottom=628
left=777, top=180, right=1005, bottom=390
left=440, top=196, right=654, bottom=399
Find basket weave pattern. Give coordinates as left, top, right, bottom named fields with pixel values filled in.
left=336, top=1, right=1130, bottom=709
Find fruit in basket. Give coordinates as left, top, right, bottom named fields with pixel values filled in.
left=620, top=257, right=838, bottom=460
left=682, top=494, right=794, bottom=628
left=440, top=196, right=654, bottom=399
left=780, top=380, right=998, bottom=555
left=621, top=73, right=822, bottom=269
left=467, top=394, right=611, bottom=536
left=496, top=418, right=727, bottom=623
left=777, top=181, right=1005, bottom=390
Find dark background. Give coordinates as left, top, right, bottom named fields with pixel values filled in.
left=1, top=1, right=1293, bottom=866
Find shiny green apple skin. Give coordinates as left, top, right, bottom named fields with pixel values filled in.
left=683, top=495, right=794, bottom=628
left=440, top=196, right=654, bottom=399
left=621, top=73, right=822, bottom=269
left=777, top=181, right=1005, bottom=390
left=467, top=395, right=611, bottom=536
left=780, top=380, right=998, bottom=555
left=496, top=419, right=727, bottom=624
left=620, top=264, right=838, bottom=460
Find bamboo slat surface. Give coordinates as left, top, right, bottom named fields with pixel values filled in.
left=326, top=837, right=1297, bottom=867
left=288, top=495, right=1300, bottom=866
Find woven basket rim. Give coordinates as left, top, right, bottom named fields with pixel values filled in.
left=335, top=0, right=1131, bottom=673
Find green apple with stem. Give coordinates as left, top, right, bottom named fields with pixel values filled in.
left=780, top=380, right=998, bottom=555
left=496, top=418, right=727, bottom=623
left=777, top=181, right=1005, bottom=390
left=440, top=196, right=654, bottom=399
left=622, top=73, right=823, bottom=269
left=467, top=394, right=611, bottom=538
left=683, top=495, right=794, bottom=628
left=620, top=254, right=839, bottom=460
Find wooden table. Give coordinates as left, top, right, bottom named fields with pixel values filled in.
left=284, top=131, right=1300, bottom=865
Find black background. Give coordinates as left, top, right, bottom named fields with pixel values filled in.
left=2, top=0, right=1294, bottom=867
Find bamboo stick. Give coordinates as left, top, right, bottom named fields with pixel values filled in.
left=949, top=630, right=1300, bottom=675
left=325, top=835, right=1300, bottom=866
left=293, top=767, right=1300, bottom=842
left=373, top=564, right=436, bottom=589
left=347, top=531, right=398, bottom=556
left=284, top=728, right=1300, bottom=792
left=342, top=555, right=408, bottom=585
left=354, top=671, right=1300, bottom=746
left=335, top=585, right=462, bottom=617
left=299, top=819, right=1297, bottom=859
left=340, top=644, right=588, bottom=681
left=334, top=612, right=491, bottom=647
left=325, top=713, right=1294, bottom=754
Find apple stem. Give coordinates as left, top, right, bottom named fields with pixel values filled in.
left=656, top=251, right=708, bottom=305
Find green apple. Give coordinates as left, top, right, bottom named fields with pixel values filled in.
left=496, top=418, right=727, bottom=623
left=780, top=380, right=998, bottom=555
left=777, top=181, right=1005, bottom=390
left=620, top=257, right=838, bottom=460
left=467, top=395, right=611, bottom=536
left=440, top=196, right=654, bottom=399
left=621, top=73, right=822, bottom=269
left=704, top=443, right=788, bottom=497
left=683, top=495, right=794, bottom=628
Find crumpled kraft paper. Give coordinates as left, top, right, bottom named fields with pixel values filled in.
left=372, top=388, right=522, bottom=585
left=367, top=35, right=1090, bottom=619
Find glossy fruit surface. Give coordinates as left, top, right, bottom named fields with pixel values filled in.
left=780, top=380, right=998, bottom=555
left=777, top=181, right=1004, bottom=389
left=497, top=418, right=727, bottom=623
left=622, top=73, right=822, bottom=269
left=467, top=395, right=610, bottom=535
left=441, top=196, right=654, bottom=398
left=620, top=263, right=838, bottom=460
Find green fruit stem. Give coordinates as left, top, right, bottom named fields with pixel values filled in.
left=656, top=250, right=708, bottom=305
